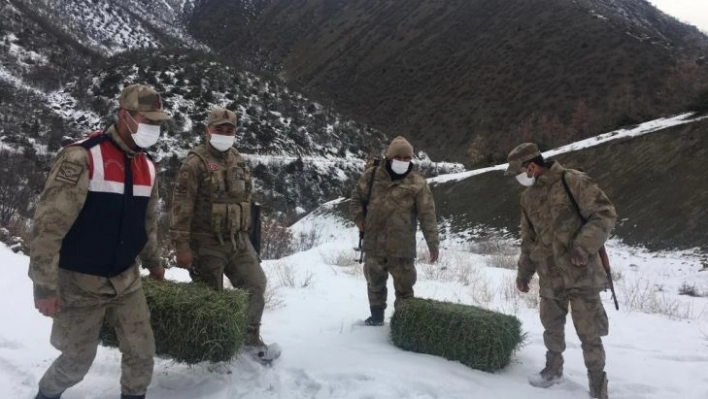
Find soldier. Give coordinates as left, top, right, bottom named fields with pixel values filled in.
left=506, top=143, right=616, bottom=399
left=29, top=84, right=168, bottom=399
left=350, top=136, right=440, bottom=326
left=169, top=107, right=272, bottom=359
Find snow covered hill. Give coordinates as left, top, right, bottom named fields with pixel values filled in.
left=2, top=210, right=708, bottom=398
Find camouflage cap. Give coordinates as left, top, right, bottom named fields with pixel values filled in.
left=505, top=142, right=541, bottom=175
left=118, top=84, right=170, bottom=121
left=207, top=107, right=237, bottom=127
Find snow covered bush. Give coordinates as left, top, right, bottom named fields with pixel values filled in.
left=100, top=278, right=249, bottom=364
left=390, top=298, right=524, bottom=372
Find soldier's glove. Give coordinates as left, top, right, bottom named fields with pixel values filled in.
left=570, top=246, right=589, bottom=266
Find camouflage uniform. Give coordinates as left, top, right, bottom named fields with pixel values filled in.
left=507, top=143, right=616, bottom=398
left=29, top=122, right=163, bottom=397
left=169, top=108, right=266, bottom=341
left=350, top=137, right=439, bottom=311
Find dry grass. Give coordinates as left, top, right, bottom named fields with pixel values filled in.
left=322, top=249, right=364, bottom=278
left=620, top=277, right=693, bottom=320
left=520, top=277, right=541, bottom=310
left=321, top=249, right=358, bottom=267
left=272, top=262, right=315, bottom=289
left=468, top=273, right=494, bottom=307
left=678, top=282, right=706, bottom=298
left=489, top=253, right=518, bottom=270
left=274, top=261, right=296, bottom=287
left=468, top=238, right=516, bottom=256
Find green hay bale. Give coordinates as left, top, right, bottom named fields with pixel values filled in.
left=100, top=277, right=250, bottom=364
left=390, top=298, right=524, bottom=372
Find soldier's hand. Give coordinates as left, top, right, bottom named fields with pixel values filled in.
left=429, top=249, right=439, bottom=263
left=176, top=250, right=193, bottom=269
left=516, top=280, right=530, bottom=293
left=149, top=266, right=165, bottom=280
left=35, top=296, right=60, bottom=317
left=356, top=220, right=365, bottom=232
left=570, top=247, right=588, bottom=266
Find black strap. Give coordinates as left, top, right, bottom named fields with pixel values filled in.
left=561, top=170, right=587, bottom=224
left=78, top=133, right=108, bottom=150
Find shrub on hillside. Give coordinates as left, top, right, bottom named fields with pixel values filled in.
left=260, top=218, right=294, bottom=259
left=390, top=298, right=524, bottom=372
left=687, top=88, right=708, bottom=115
left=100, top=278, right=249, bottom=364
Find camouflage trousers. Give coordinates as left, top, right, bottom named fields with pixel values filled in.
left=540, top=289, right=609, bottom=373
left=190, top=232, right=266, bottom=328
left=364, top=256, right=416, bottom=309
left=39, top=268, right=155, bottom=397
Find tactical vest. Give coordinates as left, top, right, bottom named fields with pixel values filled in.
left=190, top=146, right=252, bottom=249
left=59, top=131, right=155, bottom=277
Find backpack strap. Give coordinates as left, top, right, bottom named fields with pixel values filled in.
left=77, top=132, right=108, bottom=150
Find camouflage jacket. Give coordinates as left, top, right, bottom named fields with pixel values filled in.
left=169, top=143, right=253, bottom=252
left=28, top=125, right=160, bottom=299
left=350, top=163, right=439, bottom=259
left=517, top=161, right=617, bottom=296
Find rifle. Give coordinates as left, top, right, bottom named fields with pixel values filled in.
left=561, top=171, right=619, bottom=310
left=358, top=159, right=380, bottom=264
left=250, top=203, right=262, bottom=256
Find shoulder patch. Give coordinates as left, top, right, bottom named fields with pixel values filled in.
left=208, top=163, right=219, bottom=171
left=55, top=160, right=84, bottom=185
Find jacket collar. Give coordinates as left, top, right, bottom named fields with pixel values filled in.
left=535, top=160, right=565, bottom=187
left=106, top=125, right=138, bottom=157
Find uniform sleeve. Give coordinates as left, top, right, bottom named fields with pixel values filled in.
left=29, top=147, right=89, bottom=299
left=415, top=180, right=440, bottom=252
left=139, top=171, right=160, bottom=270
left=568, top=173, right=617, bottom=255
left=517, top=207, right=537, bottom=284
left=350, top=168, right=371, bottom=224
left=169, top=159, right=200, bottom=252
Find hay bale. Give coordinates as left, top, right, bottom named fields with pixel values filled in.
left=100, top=277, right=250, bottom=364
left=390, top=298, right=524, bottom=372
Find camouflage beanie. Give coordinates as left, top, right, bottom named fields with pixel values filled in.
left=386, top=136, right=414, bottom=158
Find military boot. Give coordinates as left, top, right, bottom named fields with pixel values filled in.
left=588, top=370, right=609, bottom=399
left=364, top=306, right=385, bottom=326
left=245, top=325, right=267, bottom=351
left=528, top=351, right=564, bottom=388
left=35, top=392, right=61, bottom=399
left=121, top=395, right=146, bottom=399
left=243, top=325, right=281, bottom=364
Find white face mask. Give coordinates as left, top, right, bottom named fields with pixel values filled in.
left=515, top=171, right=536, bottom=187
left=210, top=134, right=235, bottom=152
left=127, top=113, right=160, bottom=148
left=391, top=159, right=411, bottom=175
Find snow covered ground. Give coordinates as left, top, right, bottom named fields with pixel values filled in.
left=1, top=209, right=707, bottom=398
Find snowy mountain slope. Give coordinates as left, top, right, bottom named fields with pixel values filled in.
left=0, top=45, right=463, bottom=220
left=1, top=214, right=707, bottom=398
left=12, top=0, right=201, bottom=56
